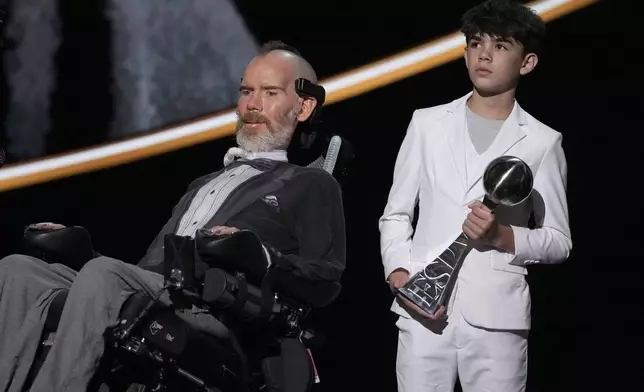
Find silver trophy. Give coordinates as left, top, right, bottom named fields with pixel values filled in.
left=396, top=156, right=534, bottom=315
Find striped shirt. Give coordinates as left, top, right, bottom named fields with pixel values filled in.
left=175, top=150, right=287, bottom=238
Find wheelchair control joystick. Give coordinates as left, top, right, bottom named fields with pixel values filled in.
left=168, top=268, right=184, bottom=290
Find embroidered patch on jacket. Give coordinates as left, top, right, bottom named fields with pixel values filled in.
left=262, top=195, right=279, bottom=209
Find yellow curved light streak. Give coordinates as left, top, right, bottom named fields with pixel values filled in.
left=0, top=0, right=596, bottom=192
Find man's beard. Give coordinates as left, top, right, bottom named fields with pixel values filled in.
left=235, top=107, right=299, bottom=153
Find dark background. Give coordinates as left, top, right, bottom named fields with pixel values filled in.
left=0, top=0, right=638, bottom=391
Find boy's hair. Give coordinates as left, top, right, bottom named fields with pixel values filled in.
left=460, top=0, right=546, bottom=55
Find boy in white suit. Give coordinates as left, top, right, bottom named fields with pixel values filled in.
left=379, top=1, right=572, bottom=391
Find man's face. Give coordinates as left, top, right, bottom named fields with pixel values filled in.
left=235, top=55, right=301, bottom=152
left=464, top=34, right=537, bottom=96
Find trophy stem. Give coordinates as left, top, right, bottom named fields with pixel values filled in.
left=482, top=195, right=498, bottom=211
left=396, top=232, right=473, bottom=315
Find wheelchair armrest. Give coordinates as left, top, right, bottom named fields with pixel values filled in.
left=195, top=229, right=341, bottom=309
left=202, top=267, right=341, bottom=321
left=267, top=268, right=342, bottom=309
left=23, top=226, right=95, bottom=271
left=195, top=229, right=269, bottom=285
left=201, top=268, right=270, bottom=320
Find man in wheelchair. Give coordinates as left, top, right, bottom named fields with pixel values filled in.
left=0, top=41, right=349, bottom=392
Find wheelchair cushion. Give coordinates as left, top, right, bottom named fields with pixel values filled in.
left=267, top=268, right=342, bottom=309
left=23, top=226, right=95, bottom=271
left=195, top=229, right=269, bottom=285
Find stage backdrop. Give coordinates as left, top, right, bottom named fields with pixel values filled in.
left=0, top=1, right=636, bottom=391
left=1, top=0, right=257, bottom=160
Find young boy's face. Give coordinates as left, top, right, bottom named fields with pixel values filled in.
left=464, top=33, right=537, bottom=96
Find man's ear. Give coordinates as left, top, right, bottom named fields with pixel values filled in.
left=297, top=97, right=317, bottom=122
left=519, top=53, right=538, bottom=76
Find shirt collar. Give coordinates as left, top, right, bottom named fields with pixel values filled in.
left=244, top=150, right=288, bottom=162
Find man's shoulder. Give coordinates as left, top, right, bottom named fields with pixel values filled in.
left=408, top=93, right=469, bottom=128
left=276, top=164, right=341, bottom=197
left=267, top=164, right=342, bottom=207
left=289, top=164, right=340, bottom=186
left=521, top=107, right=564, bottom=146
left=410, top=102, right=452, bottom=123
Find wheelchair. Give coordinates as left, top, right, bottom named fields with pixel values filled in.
left=20, top=134, right=354, bottom=392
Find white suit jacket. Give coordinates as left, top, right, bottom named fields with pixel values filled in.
left=379, top=92, right=572, bottom=330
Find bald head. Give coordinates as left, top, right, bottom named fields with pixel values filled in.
left=258, top=40, right=318, bottom=83
left=264, top=50, right=318, bottom=84
left=235, top=41, right=320, bottom=152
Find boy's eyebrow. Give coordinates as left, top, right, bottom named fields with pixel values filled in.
left=493, top=37, right=514, bottom=44
left=469, top=35, right=515, bottom=45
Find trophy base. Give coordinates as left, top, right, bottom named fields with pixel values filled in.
left=396, top=286, right=443, bottom=316
left=395, top=232, right=473, bottom=317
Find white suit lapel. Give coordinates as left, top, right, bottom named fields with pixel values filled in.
left=463, top=99, right=528, bottom=195
left=445, top=93, right=471, bottom=194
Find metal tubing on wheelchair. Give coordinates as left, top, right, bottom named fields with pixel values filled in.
left=132, top=337, right=221, bottom=392
left=175, top=366, right=206, bottom=388
left=175, top=366, right=220, bottom=391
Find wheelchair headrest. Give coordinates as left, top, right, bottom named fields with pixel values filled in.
left=289, top=78, right=354, bottom=179
left=294, top=78, right=325, bottom=125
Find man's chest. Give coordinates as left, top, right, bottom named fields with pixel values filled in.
left=176, top=165, right=264, bottom=237
left=225, top=190, right=299, bottom=253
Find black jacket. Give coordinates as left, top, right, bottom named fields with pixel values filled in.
left=137, top=158, right=346, bottom=282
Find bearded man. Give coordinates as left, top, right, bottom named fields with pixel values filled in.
left=0, top=40, right=346, bottom=391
